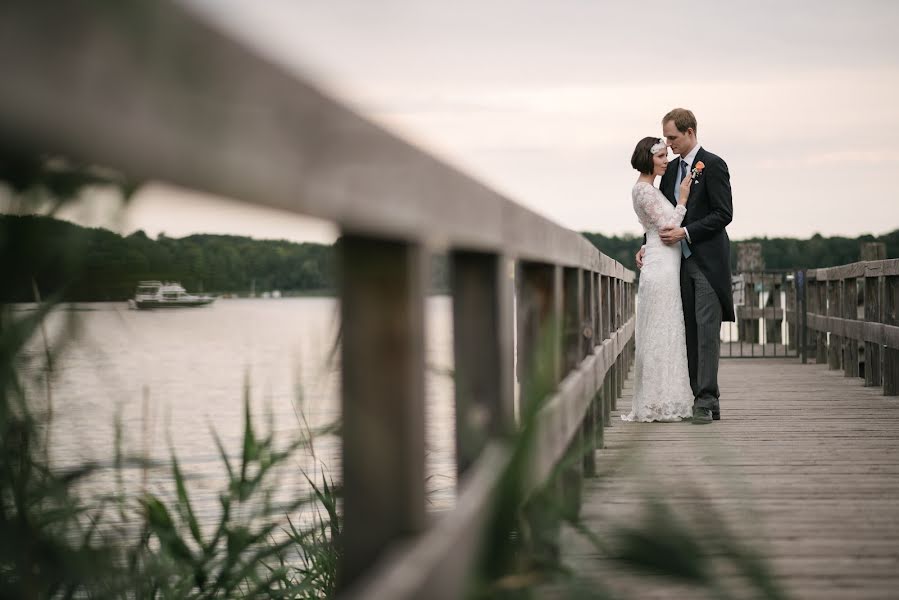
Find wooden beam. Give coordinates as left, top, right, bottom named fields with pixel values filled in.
left=842, top=278, right=859, bottom=378
left=338, top=444, right=512, bottom=600
left=864, top=275, right=883, bottom=387
left=582, top=271, right=597, bottom=476
left=805, top=315, right=899, bottom=350
left=338, top=236, right=427, bottom=588
left=737, top=307, right=786, bottom=320
left=827, top=280, right=842, bottom=370
left=812, top=259, right=899, bottom=281
left=885, top=276, right=899, bottom=395
left=450, top=252, right=515, bottom=478
left=815, top=281, right=828, bottom=363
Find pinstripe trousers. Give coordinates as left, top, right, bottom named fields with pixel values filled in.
left=681, top=257, right=722, bottom=412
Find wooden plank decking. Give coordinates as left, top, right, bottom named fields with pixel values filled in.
left=556, top=358, right=899, bottom=599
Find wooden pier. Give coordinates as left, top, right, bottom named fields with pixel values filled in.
left=2, top=4, right=898, bottom=598
left=552, top=357, right=899, bottom=600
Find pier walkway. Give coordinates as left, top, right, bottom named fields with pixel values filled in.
left=556, top=358, right=899, bottom=600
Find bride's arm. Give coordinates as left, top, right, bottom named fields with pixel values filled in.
left=637, top=185, right=686, bottom=229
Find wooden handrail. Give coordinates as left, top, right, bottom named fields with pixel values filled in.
left=809, top=259, right=899, bottom=281
left=0, top=2, right=636, bottom=597
left=804, top=259, right=899, bottom=395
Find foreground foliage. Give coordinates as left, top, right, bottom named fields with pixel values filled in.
left=0, top=303, right=341, bottom=599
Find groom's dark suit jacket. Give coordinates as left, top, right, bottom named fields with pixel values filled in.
left=660, top=147, right=736, bottom=322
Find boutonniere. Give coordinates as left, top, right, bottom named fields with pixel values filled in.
left=691, top=161, right=705, bottom=182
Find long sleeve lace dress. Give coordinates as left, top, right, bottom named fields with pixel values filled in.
left=622, top=182, right=693, bottom=422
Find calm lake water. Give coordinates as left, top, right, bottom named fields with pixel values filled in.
left=22, top=296, right=457, bottom=527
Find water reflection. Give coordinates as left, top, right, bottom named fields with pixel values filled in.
left=23, top=296, right=456, bottom=529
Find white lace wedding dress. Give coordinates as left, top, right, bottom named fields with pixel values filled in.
left=621, top=182, right=693, bottom=422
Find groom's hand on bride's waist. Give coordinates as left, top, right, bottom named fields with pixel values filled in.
left=660, top=226, right=687, bottom=245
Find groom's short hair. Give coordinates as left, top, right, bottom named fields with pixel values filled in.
left=663, top=108, right=697, bottom=134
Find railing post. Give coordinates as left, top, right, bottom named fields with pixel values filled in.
left=450, top=251, right=515, bottom=478
left=615, top=278, right=624, bottom=398
left=884, top=274, right=899, bottom=396
left=864, top=269, right=883, bottom=387
left=630, top=280, right=637, bottom=371
left=609, top=277, right=620, bottom=409
left=843, top=277, right=859, bottom=377
left=827, top=279, right=842, bottom=370
left=797, top=270, right=808, bottom=363
left=622, top=282, right=628, bottom=359
left=627, top=281, right=633, bottom=368
left=583, top=271, right=596, bottom=361
left=561, top=267, right=584, bottom=518
left=601, top=275, right=612, bottom=426
left=338, top=235, right=427, bottom=589
left=582, top=270, right=598, bottom=476
left=564, top=267, right=585, bottom=373
left=517, top=262, right=563, bottom=563
left=624, top=280, right=630, bottom=370
left=764, top=273, right=783, bottom=351
left=841, top=277, right=850, bottom=375
left=594, top=272, right=606, bottom=449
left=517, top=263, right=562, bottom=404
left=815, top=278, right=828, bottom=364
left=786, top=274, right=797, bottom=353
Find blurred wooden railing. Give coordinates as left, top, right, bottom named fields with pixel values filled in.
left=804, top=259, right=899, bottom=394
left=726, top=270, right=800, bottom=358
left=0, top=2, right=635, bottom=597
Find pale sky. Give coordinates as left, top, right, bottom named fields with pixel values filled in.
left=29, top=1, right=899, bottom=242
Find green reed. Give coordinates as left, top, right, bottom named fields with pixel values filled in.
left=0, top=302, right=342, bottom=599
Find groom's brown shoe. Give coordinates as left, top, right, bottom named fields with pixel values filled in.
left=712, top=411, right=720, bottom=421
left=692, top=407, right=713, bottom=424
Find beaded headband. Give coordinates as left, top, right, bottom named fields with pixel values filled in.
left=650, top=138, right=667, bottom=154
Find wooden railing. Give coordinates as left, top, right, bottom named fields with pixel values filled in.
left=726, top=270, right=800, bottom=358
left=339, top=249, right=634, bottom=599
left=0, top=2, right=636, bottom=597
left=804, top=259, right=899, bottom=395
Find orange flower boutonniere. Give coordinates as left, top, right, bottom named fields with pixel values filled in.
left=691, top=161, right=705, bottom=181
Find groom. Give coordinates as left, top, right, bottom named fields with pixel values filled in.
left=636, top=108, right=735, bottom=424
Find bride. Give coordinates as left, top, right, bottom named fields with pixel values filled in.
left=622, top=137, right=694, bottom=422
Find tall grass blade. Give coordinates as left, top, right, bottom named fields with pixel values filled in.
left=170, top=452, right=204, bottom=549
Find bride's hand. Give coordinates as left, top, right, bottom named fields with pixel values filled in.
left=678, top=171, right=693, bottom=205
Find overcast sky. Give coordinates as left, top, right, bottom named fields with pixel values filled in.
left=40, top=1, right=899, bottom=242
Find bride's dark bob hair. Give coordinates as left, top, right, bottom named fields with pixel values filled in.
left=631, top=136, right=662, bottom=175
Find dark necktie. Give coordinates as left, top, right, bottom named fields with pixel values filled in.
left=675, top=159, right=692, bottom=258
left=674, top=159, right=688, bottom=201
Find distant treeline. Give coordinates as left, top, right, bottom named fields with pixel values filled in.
left=1, top=214, right=896, bottom=302
left=0, top=215, right=450, bottom=302
left=581, top=230, right=899, bottom=272
left=1, top=215, right=333, bottom=302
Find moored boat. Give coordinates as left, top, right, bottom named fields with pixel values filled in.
left=129, top=281, right=215, bottom=309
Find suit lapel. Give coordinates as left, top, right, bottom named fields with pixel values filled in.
left=687, top=147, right=707, bottom=201
left=661, top=162, right=678, bottom=206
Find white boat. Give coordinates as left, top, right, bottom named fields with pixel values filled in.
left=128, top=281, right=215, bottom=309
